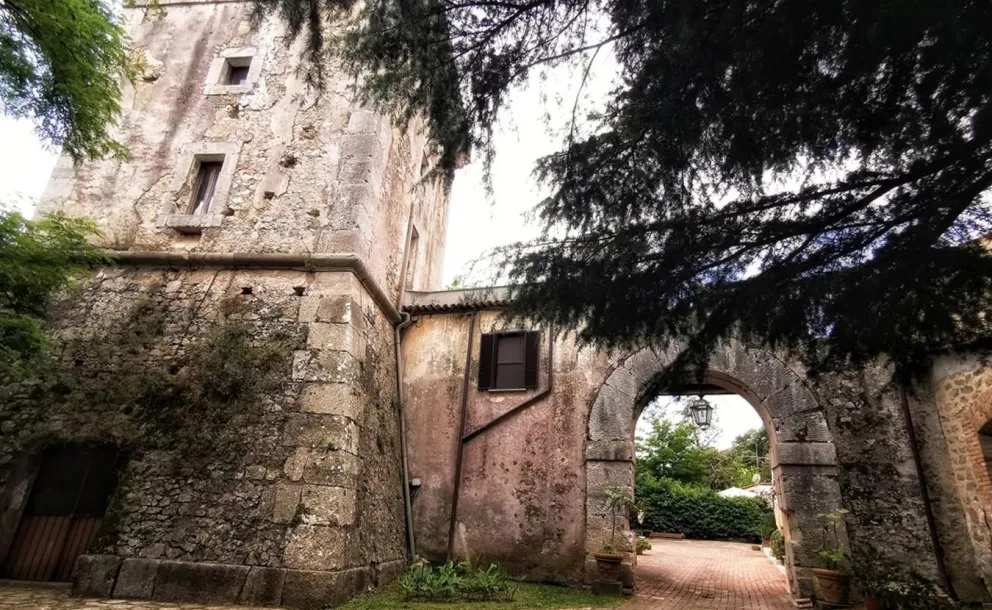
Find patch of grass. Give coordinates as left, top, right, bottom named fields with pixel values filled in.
left=335, top=581, right=626, bottom=610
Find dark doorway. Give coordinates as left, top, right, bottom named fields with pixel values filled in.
left=2, top=445, right=125, bottom=581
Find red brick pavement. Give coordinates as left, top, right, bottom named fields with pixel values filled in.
left=629, top=539, right=795, bottom=610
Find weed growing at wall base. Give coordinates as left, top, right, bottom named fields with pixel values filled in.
left=334, top=579, right=625, bottom=610
left=398, top=560, right=515, bottom=602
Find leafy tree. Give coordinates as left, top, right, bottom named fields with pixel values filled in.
left=635, top=417, right=715, bottom=487
left=0, top=211, right=105, bottom=381
left=637, top=413, right=770, bottom=490
left=1, top=0, right=134, bottom=161
left=257, top=0, right=992, bottom=381
left=726, top=428, right=772, bottom=485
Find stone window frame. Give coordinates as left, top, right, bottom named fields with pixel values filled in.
left=156, top=141, right=241, bottom=234
left=203, top=47, right=262, bottom=96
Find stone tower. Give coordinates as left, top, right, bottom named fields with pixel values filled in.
left=0, top=0, right=447, bottom=607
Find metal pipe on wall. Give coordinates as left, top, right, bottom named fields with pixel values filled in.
left=447, top=312, right=478, bottom=560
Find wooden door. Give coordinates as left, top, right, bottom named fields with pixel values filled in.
left=2, top=446, right=124, bottom=581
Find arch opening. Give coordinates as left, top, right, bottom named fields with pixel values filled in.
left=584, top=342, right=848, bottom=601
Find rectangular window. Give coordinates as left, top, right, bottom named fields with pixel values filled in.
left=226, top=63, right=250, bottom=85
left=478, top=331, right=541, bottom=391
left=189, top=160, right=223, bottom=215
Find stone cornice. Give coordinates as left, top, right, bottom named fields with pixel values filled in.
left=105, top=250, right=402, bottom=325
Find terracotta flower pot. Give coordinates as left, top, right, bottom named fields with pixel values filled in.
left=593, top=552, right=623, bottom=582
left=813, top=568, right=852, bottom=606
left=864, top=595, right=882, bottom=610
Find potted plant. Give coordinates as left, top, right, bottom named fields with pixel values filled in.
left=853, top=548, right=958, bottom=610
left=813, top=509, right=851, bottom=606
left=636, top=537, right=651, bottom=555
left=594, top=489, right=638, bottom=582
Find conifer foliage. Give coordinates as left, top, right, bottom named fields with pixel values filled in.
left=257, top=0, right=992, bottom=379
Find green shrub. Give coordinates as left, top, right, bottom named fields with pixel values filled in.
left=636, top=476, right=773, bottom=542
left=398, top=559, right=517, bottom=602
left=636, top=538, right=652, bottom=553
left=770, top=529, right=785, bottom=561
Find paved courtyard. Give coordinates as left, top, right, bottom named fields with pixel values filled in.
left=630, top=539, right=794, bottom=610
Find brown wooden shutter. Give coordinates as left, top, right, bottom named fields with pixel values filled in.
left=524, top=331, right=541, bottom=389
left=478, top=333, right=495, bottom=390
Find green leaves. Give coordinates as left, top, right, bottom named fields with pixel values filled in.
left=636, top=476, right=773, bottom=542
left=257, top=0, right=992, bottom=380
left=0, top=210, right=104, bottom=381
left=0, top=0, right=134, bottom=161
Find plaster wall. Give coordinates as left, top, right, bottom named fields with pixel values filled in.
left=401, top=311, right=619, bottom=581
left=402, top=307, right=967, bottom=602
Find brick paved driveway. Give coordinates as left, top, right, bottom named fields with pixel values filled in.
left=630, top=539, right=794, bottom=610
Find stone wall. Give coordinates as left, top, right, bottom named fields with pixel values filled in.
left=0, top=266, right=406, bottom=608
left=38, top=0, right=447, bottom=302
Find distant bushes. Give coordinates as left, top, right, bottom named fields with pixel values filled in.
left=637, top=476, right=773, bottom=542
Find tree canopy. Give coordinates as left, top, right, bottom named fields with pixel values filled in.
left=257, top=0, right=992, bottom=380
left=635, top=413, right=770, bottom=491
left=0, top=0, right=133, bottom=161
left=0, top=211, right=105, bottom=381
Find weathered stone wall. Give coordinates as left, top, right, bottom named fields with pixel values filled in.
left=808, top=365, right=946, bottom=590
left=0, top=267, right=406, bottom=608
left=401, top=304, right=983, bottom=602
left=38, top=0, right=447, bottom=302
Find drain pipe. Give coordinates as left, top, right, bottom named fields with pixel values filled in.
left=447, top=312, right=478, bottom=560
left=394, top=312, right=417, bottom=561
left=897, top=383, right=956, bottom=600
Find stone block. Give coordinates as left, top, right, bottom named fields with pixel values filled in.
left=584, top=440, right=635, bottom=462
left=303, top=450, right=362, bottom=488
left=777, top=442, right=837, bottom=466
left=72, top=554, right=122, bottom=597
left=300, top=484, right=356, bottom=526
left=375, top=559, right=407, bottom=586
left=299, top=383, right=364, bottom=419
left=315, top=295, right=363, bottom=327
left=281, top=566, right=371, bottom=609
left=622, top=348, right=663, bottom=387
left=307, top=322, right=364, bottom=360
left=604, top=366, right=639, bottom=401
left=239, top=567, right=286, bottom=606
left=591, top=580, right=623, bottom=596
left=152, top=560, right=249, bottom=603
left=113, top=558, right=159, bottom=599
left=588, top=386, right=635, bottom=441
left=291, top=349, right=362, bottom=383
left=773, top=411, right=832, bottom=443
left=764, top=381, right=822, bottom=419
left=272, top=483, right=302, bottom=524
left=282, top=525, right=350, bottom=571
left=283, top=413, right=360, bottom=453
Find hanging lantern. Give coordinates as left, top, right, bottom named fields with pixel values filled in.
left=688, top=395, right=714, bottom=430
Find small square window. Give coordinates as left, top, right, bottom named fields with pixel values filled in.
left=478, top=331, right=541, bottom=391
left=189, top=160, right=223, bottom=215
left=225, top=61, right=251, bottom=85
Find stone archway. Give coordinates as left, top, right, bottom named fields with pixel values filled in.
left=584, top=340, right=847, bottom=600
